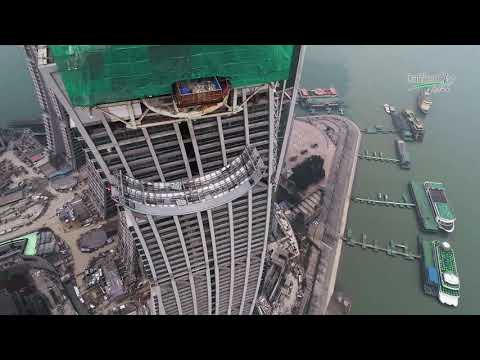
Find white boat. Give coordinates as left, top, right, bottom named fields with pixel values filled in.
left=384, top=104, right=391, bottom=114
left=418, top=88, right=433, bottom=114
left=424, top=181, right=456, bottom=233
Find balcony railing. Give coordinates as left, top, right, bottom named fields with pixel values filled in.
left=110, top=146, right=266, bottom=216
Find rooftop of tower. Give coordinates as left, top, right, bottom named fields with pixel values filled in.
left=48, top=45, right=297, bottom=107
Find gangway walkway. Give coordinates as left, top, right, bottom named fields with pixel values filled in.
left=357, top=154, right=400, bottom=164
left=351, top=197, right=416, bottom=208
left=343, top=232, right=420, bottom=261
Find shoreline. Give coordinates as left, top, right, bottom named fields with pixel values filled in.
left=325, top=116, right=360, bottom=313
left=294, top=115, right=361, bottom=315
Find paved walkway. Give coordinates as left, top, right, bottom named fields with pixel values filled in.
left=292, top=115, right=361, bottom=315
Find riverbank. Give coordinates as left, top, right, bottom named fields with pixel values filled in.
left=292, top=115, right=360, bottom=314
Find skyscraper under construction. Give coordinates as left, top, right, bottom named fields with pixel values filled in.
left=35, top=45, right=305, bottom=314
left=23, top=45, right=85, bottom=170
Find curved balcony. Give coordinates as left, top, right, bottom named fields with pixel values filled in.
left=110, top=146, right=266, bottom=216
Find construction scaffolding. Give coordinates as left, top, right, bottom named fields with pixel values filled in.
left=50, top=45, right=296, bottom=106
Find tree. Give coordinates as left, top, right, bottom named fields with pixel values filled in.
left=293, top=212, right=306, bottom=235
left=290, top=155, right=325, bottom=191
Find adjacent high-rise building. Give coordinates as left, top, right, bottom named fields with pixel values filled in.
left=35, top=45, right=305, bottom=314
left=23, top=45, right=85, bottom=170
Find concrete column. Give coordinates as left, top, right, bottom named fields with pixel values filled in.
left=239, top=189, right=253, bottom=315
left=249, top=85, right=275, bottom=315
left=227, top=202, right=235, bottom=315
left=216, top=114, right=236, bottom=314
left=196, top=212, right=213, bottom=315
left=173, top=215, right=198, bottom=315
left=216, top=116, right=228, bottom=165
left=242, top=88, right=250, bottom=146
left=207, top=209, right=220, bottom=315
left=274, top=45, right=306, bottom=185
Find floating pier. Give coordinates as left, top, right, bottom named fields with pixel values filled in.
left=351, top=196, right=416, bottom=208
left=408, top=181, right=439, bottom=232
left=343, top=235, right=420, bottom=260
left=358, top=153, right=400, bottom=163
left=361, top=128, right=398, bottom=134
left=352, top=181, right=439, bottom=232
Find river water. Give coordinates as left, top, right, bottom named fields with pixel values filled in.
left=0, top=46, right=40, bottom=129
left=2, top=45, right=478, bottom=314
left=301, top=45, right=480, bottom=314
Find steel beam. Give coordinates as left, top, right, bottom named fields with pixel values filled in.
left=173, top=122, right=192, bottom=179
left=173, top=215, right=198, bottom=315
left=39, top=65, right=111, bottom=177
left=142, top=127, right=166, bottom=181
left=187, top=120, right=204, bottom=176
left=147, top=214, right=183, bottom=314
left=239, top=189, right=253, bottom=315
left=125, top=209, right=157, bottom=282
left=100, top=117, right=134, bottom=178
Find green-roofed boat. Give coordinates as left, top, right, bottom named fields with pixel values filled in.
left=424, top=181, right=455, bottom=233
left=433, top=241, right=460, bottom=307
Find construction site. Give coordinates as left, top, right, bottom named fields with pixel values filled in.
left=3, top=43, right=365, bottom=315
left=2, top=45, right=316, bottom=315
left=0, top=128, right=153, bottom=314
left=259, top=114, right=360, bottom=315
left=0, top=228, right=78, bottom=315
left=256, top=203, right=304, bottom=315
left=76, top=244, right=150, bottom=315
left=0, top=132, right=51, bottom=236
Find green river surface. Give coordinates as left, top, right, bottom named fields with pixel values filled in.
left=1, top=45, right=478, bottom=314
left=0, top=46, right=40, bottom=129
left=301, top=45, right=480, bottom=314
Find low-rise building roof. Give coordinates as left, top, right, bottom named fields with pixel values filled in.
left=78, top=230, right=108, bottom=251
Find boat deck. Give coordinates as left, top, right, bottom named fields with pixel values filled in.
left=433, top=241, right=460, bottom=297
left=426, top=183, right=455, bottom=220
left=420, top=237, right=435, bottom=268
left=419, top=236, right=439, bottom=297
left=409, top=181, right=439, bottom=232
left=436, top=244, right=457, bottom=275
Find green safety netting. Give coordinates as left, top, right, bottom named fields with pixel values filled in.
left=49, top=45, right=296, bottom=107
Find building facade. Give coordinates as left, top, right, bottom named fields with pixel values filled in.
left=23, top=45, right=85, bottom=170
left=36, top=45, right=305, bottom=314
